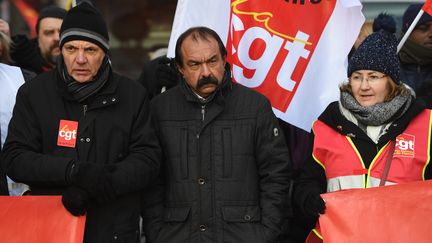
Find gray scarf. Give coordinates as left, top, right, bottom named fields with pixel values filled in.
left=340, top=91, right=412, bottom=126
left=58, top=55, right=111, bottom=102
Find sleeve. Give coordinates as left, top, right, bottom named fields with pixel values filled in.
left=254, top=99, right=292, bottom=242
left=140, top=102, right=164, bottom=242
left=109, top=90, right=162, bottom=196
left=293, top=131, right=327, bottom=221
left=1, top=85, right=72, bottom=187
left=141, top=170, right=165, bottom=242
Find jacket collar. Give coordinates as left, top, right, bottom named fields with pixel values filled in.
left=319, top=98, right=426, bottom=144
left=179, top=64, right=233, bottom=105
left=55, top=69, right=119, bottom=108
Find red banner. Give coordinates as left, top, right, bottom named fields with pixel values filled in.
left=0, top=196, right=86, bottom=243
left=319, top=180, right=432, bottom=243
left=227, top=0, right=336, bottom=112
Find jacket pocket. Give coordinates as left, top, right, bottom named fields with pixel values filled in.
left=156, top=206, right=191, bottom=243
left=222, top=205, right=261, bottom=222
left=112, top=221, right=140, bottom=243
left=163, top=206, right=190, bottom=222
left=221, top=205, right=267, bottom=243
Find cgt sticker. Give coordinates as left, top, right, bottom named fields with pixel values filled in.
left=394, top=133, right=415, bottom=157
left=57, top=120, right=78, bottom=148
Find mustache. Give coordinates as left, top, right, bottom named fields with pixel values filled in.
left=197, top=76, right=219, bottom=89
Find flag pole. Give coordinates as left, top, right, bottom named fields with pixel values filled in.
left=397, top=9, right=424, bottom=53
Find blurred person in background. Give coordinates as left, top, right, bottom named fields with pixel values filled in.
left=0, top=16, right=34, bottom=196
left=399, top=3, right=432, bottom=95
left=10, top=5, right=66, bottom=74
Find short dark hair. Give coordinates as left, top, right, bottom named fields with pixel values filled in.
left=174, top=26, right=227, bottom=67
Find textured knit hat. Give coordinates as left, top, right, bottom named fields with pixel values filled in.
left=59, top=2, right=109, bottom=52
left=348, top=17, right=401, bottom=85
left=36, top=5, right=66, bottom=33
left=402, top=3, right=432, bottom=33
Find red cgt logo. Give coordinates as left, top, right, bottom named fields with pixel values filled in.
left=227, top=0, right=336, bottom=112
left=57, top=120, right=78, bottom=148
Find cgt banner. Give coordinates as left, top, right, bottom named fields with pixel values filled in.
left=0, top=196, right=86, bottom=243
left=318, top=180, right=432, bottom=243
left=167, top=0, right=364, bottom=131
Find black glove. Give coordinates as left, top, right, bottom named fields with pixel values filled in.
left=303, top=192, right=326, bottom=219
left=154, top=56, right=179, bottom=90
left=62, top=186, right=90, bottom=216
left=69, top=162, right=117, bottom=203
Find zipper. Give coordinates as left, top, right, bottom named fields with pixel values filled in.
left=83, top=104, right=88, bottom=117
left=201, top=105, right=205, bottom=121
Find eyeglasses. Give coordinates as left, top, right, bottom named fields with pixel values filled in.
left=349, top=74, right=387, bottom=83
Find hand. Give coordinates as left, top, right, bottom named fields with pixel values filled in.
left=69, top=162, right=117, bottom=203
left=0, top=18, right=10, bottom=36
left=62, top=186, right=89, bottom=216
left=303, top=192, right=326, bottom=219
left=154, top=56, right=179, bottom=90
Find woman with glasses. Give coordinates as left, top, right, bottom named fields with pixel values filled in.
left=293, top=23, right=432, bottom=240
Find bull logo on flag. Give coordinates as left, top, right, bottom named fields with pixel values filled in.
left=227, top=0, right=336, bottom=112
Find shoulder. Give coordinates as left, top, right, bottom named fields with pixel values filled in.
left=151, top=85, right=182, bottom=102
left=228, top=82, right=272, bottom=111
left=19, top=71, right=56, bottom=93
left=314, top=101, right=344, bottom=129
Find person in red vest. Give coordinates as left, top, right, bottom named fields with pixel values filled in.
left=293, top=16, right=432, bottom=240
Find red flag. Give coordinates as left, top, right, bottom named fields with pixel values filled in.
left=0, top=196, right=86, bottom=243
left=12, top=0, right=38, bottom=37
left=422, top=0, right=432, bottom=16
left=319, top=180, right=432, bottom=243
left=227, top=0, right=336, bottom=112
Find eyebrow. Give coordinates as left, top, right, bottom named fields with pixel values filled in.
left=187, top=55, right=218, bottom=65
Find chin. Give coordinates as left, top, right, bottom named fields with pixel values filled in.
left=72, top=76, right=92, bottom=83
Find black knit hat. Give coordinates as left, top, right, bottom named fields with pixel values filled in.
left=402, top=3, right=432, bottom=33
left=36, top=5, right=66, bottom=34
left=348, top=29, right=401, bottom=84
left=60, top=2, right=109, bottom=52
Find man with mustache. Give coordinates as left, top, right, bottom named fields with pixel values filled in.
left=10, top=5, right=66, bottom=74
left=399, top=3, right=432, bottom=95
left=142, top=26, right=292, bottom=243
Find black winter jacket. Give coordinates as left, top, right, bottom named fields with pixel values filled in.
left=142, top=76, right=292, bottom=243
left=294, top=99, right=432, bottom=224
left=1, top=70, right=161, bottom=243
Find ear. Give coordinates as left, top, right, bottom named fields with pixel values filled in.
left=177, top=64, right=185, bottom=77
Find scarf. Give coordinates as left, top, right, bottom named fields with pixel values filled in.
left=340, top=91, right=412, bottom=126
left=57, top=54, right=111, bottom=102
left=399, top=39, right=432, bottom=65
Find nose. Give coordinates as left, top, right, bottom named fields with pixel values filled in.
left=75, top=51, right=87, bottom=64
left=200, top=63, right=211, bottom=77
left=54, top=30, right=60, bottom=41
left=359, top=79, right=370, bottom=89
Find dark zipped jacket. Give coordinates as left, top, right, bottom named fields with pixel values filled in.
left=294, top=99, right=431, bottom=223
left=1, top=70, right=161, bottom=243
left=142, top=74, right=292, bottom=243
